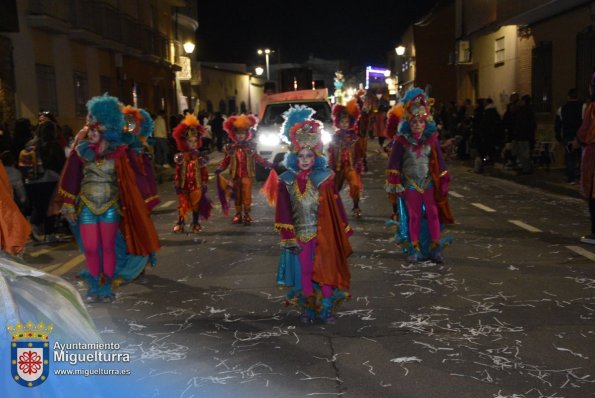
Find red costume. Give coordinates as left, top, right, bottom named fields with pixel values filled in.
left=172, top=114, right=212, bottom=233
left=328, top=99, right=364, bottom=217
left=215, top=114, right=272, bottom=224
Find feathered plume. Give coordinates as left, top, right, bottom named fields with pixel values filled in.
left=86, top=94, right=124, bottom=144
left=172, top=114, right=204, bottom=151
left=385, top=103, right=404, bottom=138
left=401, top=87, right=426, bottom=109
left=332, top=98, right=360, bottom=129
left=139, top=109, right=154, bottom=138
left=280, top=105, right=315, bottom=144
left=122, top=105, right=142, bottom=134
left=223, top=114, right=258, bottom=141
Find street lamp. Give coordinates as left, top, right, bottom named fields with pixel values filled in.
left=183, top=41, right=196, bottom=54
left=257, top=48, right=273, bottom=80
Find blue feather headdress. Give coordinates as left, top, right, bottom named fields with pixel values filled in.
left=398, top=87, right=437, bottom=140
left=139, top=109, right=154, bottom=138
left=86, top=94, right=124, bottom=145
left=280, top=105, right=316, bottom=145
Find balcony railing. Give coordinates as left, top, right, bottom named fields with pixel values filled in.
left=28, top=0, right=172, bottom=64
left=28, top=0, right=74, bottom=23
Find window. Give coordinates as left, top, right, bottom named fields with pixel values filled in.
left=74, top=72, right=88, bottom=117
left=100, top=75, right=111, bottom=95
left=494, top=37, right=505, bottom=65
left=35, top=64, right=58, bottom=115
left=228, top=98, right=236, bottom=115
left=532, top=42, right=552, bottom=113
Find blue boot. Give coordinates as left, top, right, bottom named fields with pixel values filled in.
left=86, top=276, right=100, bottom=302
left=429, top=240, right=444, bottom=264
left=320, top=297, right=336, bottom=324
left=99, top=275, right=115, bottom=302
left=298, top=294, right=316, bottom=323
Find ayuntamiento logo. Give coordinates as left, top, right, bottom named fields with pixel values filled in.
left=8, top=321, right=53, bottom=387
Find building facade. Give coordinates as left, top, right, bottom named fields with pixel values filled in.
left=392, top=1, right=458, bottom=106
left=197, top=63, right=266, bottom=117
left=454, top=0, right=593, bottom=139
left=0, top=0, right=192, bottom=129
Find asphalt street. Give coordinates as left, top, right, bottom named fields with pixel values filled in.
left=22, top=144, right=595, bottom=398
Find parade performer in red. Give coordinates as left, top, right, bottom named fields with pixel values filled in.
left=215, top=114, right=272, bottom=225
left=328, top=99, right=364, bottom=217
left=385, top=88, right=454, bottom=263
left=0, top=161, right=30, bottom=255
left=59, top=95, right=160, bottom=301
left=172, top=114, right=212, bottom=233
left=261, top=105, right=352, bottom=324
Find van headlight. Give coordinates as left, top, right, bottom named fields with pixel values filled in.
left=258, top=132, right=281, bottom=146
left=321, top=129, right=332, bottom=145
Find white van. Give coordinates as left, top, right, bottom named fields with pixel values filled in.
left=255, top=89, right=333, bottom=181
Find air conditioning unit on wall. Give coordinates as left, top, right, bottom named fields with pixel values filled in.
left=456, top=40, right=472, bottom=64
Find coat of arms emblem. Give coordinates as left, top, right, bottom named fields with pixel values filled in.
left=8, top=321, right=53, bottom=387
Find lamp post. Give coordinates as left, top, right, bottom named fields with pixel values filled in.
left=257, top=48, right=272, bottom=80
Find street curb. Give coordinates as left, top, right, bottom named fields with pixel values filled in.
left=455, top=161, right=583, bottom=199
left=486, top=168, right=582, bottom=199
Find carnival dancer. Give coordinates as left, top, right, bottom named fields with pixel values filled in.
left=172, top=114, right=212, bottom=233
left=385, top=88, right=454, bottom=263
left=355, top=89, right=370, bottom=172
left=261, top=105, right=353, bottom=324
left=384, top=103, right=404, bottom=221
left=59, top=95, right=160, bottom=301
left=215, top=114, right=273, bottom=225
left=328, top=99, right=364, bottom=217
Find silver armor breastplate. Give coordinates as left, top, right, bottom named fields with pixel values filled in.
left=287, top=179, right=319, bottom=242
left=402, top=145, right=431, bottom=191
left=80, top=158, right=119, bottom=214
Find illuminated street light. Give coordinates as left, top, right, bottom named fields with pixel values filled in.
left=257, top=48, right=273, bottom=80
left=255, top=66, right=264, bottom=76
left=183, top=41, right=196, bottom=54
left=395, top=45, right=405, bottom=56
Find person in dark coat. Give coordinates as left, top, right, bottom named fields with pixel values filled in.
left=513, top=95, right=536, bottom=174
left=502, top=93, right=520, bottom=168
left=555, top=88, right=583, bottom=183
left=209, top=112, right=225, bottom=152
left=11, top=118, right=33, bottom=161
left=480, top=98, right=503, bottom=164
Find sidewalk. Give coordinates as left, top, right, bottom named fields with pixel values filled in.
left=455, top=159, right=582, bottom=199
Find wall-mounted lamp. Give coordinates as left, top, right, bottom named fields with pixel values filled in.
left=254, top=66, right=264, bottom=76
left=183, top=41, right=196, bottom=54
left=395, top=45, right=406, bottom=56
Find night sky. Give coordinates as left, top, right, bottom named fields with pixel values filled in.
left=196, top=0, right=440, bottom=68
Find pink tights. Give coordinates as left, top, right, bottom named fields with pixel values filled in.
left=80, top=222, right=119, bottom=277
left=403, top=188, right=440, bottom=244
left=298, top=238, right=333, bottom=298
